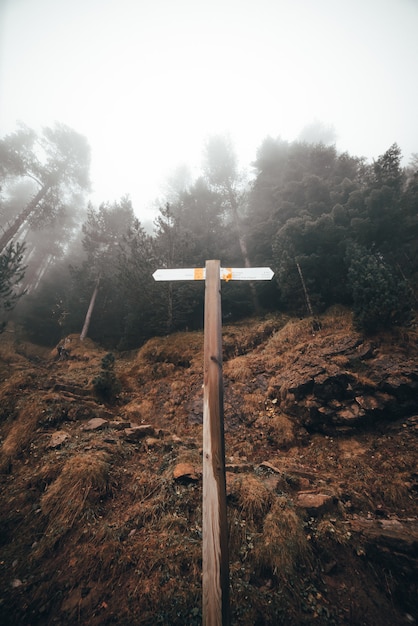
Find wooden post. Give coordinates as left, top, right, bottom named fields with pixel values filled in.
left=153, top=261, right=273, bottom=625
left=202, top=260, right=229, bottom=626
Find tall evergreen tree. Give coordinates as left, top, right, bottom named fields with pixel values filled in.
left=0, top=123, right=90, bottom=252
left=347, top=244, right=414, bottom=333
left=153, top=203, right=204, bottom=332
left=0, top=242, right=26, bottom=332
left=75, top=198, right=135, bottom=343
left=116, top=219, right=162, bottom=348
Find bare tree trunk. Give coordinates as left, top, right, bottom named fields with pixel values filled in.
left=296, top=260, right=322, bottom=334
left=0, top=184, right=51, bottom=252
left=296, top=261, right=314, bottom=317
left=166, top=283, right=174, bottom=333
left=80, top=277, right=100, bottom=341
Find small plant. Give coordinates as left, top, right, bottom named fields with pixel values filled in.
left=93, top=352, right=121, bottom=402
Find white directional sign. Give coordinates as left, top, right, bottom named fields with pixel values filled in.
left=221, top=267, right=274, bottom=281
left=153, top=268, right=204, bottom=281
left=153, top=267, right=274, bottom=282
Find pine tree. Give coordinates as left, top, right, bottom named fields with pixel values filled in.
left=347, top=244, right=414, bottom=333
left=0, top=242, right=26, bottom=332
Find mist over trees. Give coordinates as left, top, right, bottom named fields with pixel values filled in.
left=1, top=124, right=417, bottom=348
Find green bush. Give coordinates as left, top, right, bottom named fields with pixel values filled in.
left=347, top=244, right=414, bottom=334
left=93, top=353, right=121, bottom=402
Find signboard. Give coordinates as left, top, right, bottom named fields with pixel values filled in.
left=152, top=267, right=274, bottom=282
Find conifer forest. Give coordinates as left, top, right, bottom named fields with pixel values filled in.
left=1, top=124, right=417, bottom=348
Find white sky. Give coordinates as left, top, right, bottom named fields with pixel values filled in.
left=1, top=0, right=417, bottom=222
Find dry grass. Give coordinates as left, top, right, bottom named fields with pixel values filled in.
left=1, top=309, right=417, bottom=625
left=0, top=327, right=50, bottom=368
left=262, top=306, right=354, bottom=366
left=122, top=398, right=156, bottom=423
left=253, top=496, right=312, bottom=582
left=34, top=458, right=64, bottom=489
left=54, top=333, right=104, bottom=360
left=222, top=315, right=289, bottom=358
left=0, top=402, right=39, bottom=473
left=232, top=474, right=273, bottom=525
left=0, top=341, right=26, bottom=368
left=138, top=332, right=203, bottom=367
left=237, top=390, right=265, bottom=424
left=375, top=479, right=411, bottom=508
left=265, top=413, right=295, bottom=448
left=36, top=451, right=111, bottom=555
left=122, top=332, right=203, bottom=387
left=315, top=519, right=352, bottom=546
left=264, top=318, right=317, bottom=356
left=324, top=305, right=354, bottom=329
left=224, top=355, right=252, bottom=382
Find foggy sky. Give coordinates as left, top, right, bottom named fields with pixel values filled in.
left=1, top=0, right=417, bottom=219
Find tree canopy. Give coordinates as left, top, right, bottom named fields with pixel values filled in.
left=2, top=125, right=416, bottom=347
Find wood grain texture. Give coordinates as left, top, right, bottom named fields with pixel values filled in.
left=202, top=260, right=230, bottom=626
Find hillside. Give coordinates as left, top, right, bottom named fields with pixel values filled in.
left=0, top=309, right=417, bottom=625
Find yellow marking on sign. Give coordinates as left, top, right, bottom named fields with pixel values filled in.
left=222, top=268, right=233, bottom=282
left=194, top=268, right=205, bottom=280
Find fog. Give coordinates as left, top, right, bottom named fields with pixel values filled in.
left=1, top=0, right=417, bottom=220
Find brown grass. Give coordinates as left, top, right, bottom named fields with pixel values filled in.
left=0, top=403, right=39, bottom=473
left=222, top=315, right=290, bottom=359
left=1, top=308, right=417, bottom=625
left=264, top=318, right=316, bottom=356
left=262, top=306, right=354, bottom=366
left=121, top=332, right=203, bottom=387
left=253, top=496, right=312, bottom=582
left=224, top=355, right=252, bottom=382
left=137, top=332, right=203, bottom=367
left=266, top=413, right=295, bottom=448
left=232, top=474, right=273, bottom=525
left=36, top=451, right=111, bottom=555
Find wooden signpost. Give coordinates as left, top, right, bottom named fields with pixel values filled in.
left=153, top=260, right=274, bottom=626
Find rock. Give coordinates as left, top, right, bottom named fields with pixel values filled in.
left=145, top=437, right=160, bottom=448
left=355, top=394, right=380, bottom=411
left=187, top=398, right=203, bottom=424
left=83, top=417, right=109, bottom=431
left=11, top=579, right=23, bottom=588
left=259, top=460, right=318, bottom=482
left=47, top=431, right=69, bottom=448
left=259, top=460, right=281, bottom=474
left=404, top=415, right=418, bottom=430
left=296, top=491, right=336, bottom=516
left=225, top=463, right=253, bottom=473
left=173, top=462, right=199, bottom=482
left=350, top=517, right=418, bottom=549
left=274, top=331, right=418, bottom=433
left=336, top=405, right=365, bottom=422
left=108, top=420, right=131, bottom=430
left=349, top=517, right=418, bottom=581
left=124, top=425, right=156, bottom=442
left=52, top=383, right=93, bottom=397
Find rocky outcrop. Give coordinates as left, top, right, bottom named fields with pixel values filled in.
left=273, top=335, right=418, bottom=433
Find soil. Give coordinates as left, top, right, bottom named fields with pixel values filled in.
left=0, top=308, right=417, bottom=625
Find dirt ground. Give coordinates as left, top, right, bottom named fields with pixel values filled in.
left=0, top=309, right=417, bottom=625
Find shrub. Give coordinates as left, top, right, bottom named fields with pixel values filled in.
left=347, top=244, right=414, bottom=334
left=93, top=352, right=121, bottom=402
